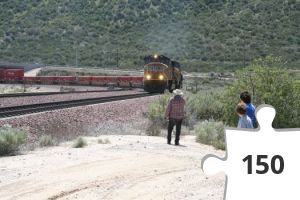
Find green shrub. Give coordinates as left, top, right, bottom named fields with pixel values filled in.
left=72, top=137, right=87, bottom=148
left=221, top=56, right=300, bottom=128
left=146, top=122, right=161, bottom=136
left=195, top=120, right=225, bottom=150
left=147, top=94, right=171, bottom=127
left=147, top=91, right=224, bottom=131
left=186, top=92, right=224, bottom=122
left=146, top=94, right=171, bottom=135
left=0, top=125, right=27, bottom=156
left=39, top=135, right=56, bottom=147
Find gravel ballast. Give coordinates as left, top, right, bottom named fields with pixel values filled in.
left=0, top=96, right=158, bottom=145
left=0, top=90, right=143, bottom=108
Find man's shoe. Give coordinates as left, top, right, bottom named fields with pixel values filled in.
left=175, top=142, right=179, bottom=146
left=167, top=141, right=171, bottom=145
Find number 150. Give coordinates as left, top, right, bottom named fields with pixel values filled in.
left=243, top=155, right=284, bottom=174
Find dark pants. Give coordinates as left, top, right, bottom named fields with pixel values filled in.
left=167, top=118, right=183, bottom=144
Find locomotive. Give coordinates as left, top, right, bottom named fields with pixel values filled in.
left=143, top=54, right=183, bottom=93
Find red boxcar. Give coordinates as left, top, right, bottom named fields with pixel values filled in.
left=56, top=76, right=77, bottom=85
left=131, top=76, right=143, bottom=87
left=77, top=76, right=92, bottom=85
left=23, top=75, right=143, bottom=88
left=38, top=76, right=58, bottom=85
left=118, top=76, right=132, bottom=87
left=0, top=68, right=5, bottom=82
left=3, top=69, right=24, bottom=82
left=91, top=76, right=118, bottom=86
left=24, top=76, right=38, bottom=84
left=91, top=76, right=105, bottom=86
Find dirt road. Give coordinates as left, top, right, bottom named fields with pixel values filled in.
left=0, top=135, right=225, bottom=200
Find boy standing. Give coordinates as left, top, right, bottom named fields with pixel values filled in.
left=240, top=91, right=257, bottom=128
left=236, top=103, right=254, bottom=129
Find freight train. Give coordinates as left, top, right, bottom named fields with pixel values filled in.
left=1, top=55, right=183, bottom=92
left=143, top=54, right=183, bottom=93
left=0, top=67, right=143, bottom=88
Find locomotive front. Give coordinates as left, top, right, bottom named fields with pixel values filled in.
left=143, top=55, right=169, bottom=93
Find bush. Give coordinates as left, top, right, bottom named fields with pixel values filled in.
left=147, top=94, right=171, bottom=127
left=72, top=137, right=87, bottom=148
left=195, top=120, right=225, bottom=150
left=146, top=122, right=161, bottom=136
left=146, top=95, right=171, bottom=136
left=221, top=56, right=300, bottom=128
left=146, top=91, right=224, bottom=132
left=0, top=125, right=27, bottom=156
left=186, top=92, right=224, bottom=122
left=39, top=135, right=56, bottom=147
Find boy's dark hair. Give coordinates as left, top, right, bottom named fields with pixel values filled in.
left=240, top=91, right=252, bottom=104
left=236, top=103, right=247, bottom=115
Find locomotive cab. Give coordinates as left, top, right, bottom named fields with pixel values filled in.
left=144, top=62, right=168, bottom=93
left=143, top=54, right=183, bottom=93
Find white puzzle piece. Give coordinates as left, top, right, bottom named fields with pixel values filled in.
left=202, top=105, right=300, bottom=200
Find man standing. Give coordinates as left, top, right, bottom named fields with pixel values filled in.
left=165, top=89, right=185, bottom=145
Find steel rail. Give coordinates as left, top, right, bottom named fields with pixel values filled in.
left=0, top=93, right=156, bottom=118
left=0, top=88, right=127, bottom=98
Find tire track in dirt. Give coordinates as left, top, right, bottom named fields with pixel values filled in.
left=49, top=168, right=192, bottom=200
left=0, top=135, right=225, bottom=200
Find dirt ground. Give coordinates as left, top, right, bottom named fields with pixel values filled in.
left=0, top=135, right=225, bottom=200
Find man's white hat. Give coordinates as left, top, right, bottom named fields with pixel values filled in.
left=173, top=89, right=184, bottom=96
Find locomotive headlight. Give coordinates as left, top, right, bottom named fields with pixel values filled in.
left=146, top=74, right=151, bottom=80
left=154, top=54, right=158, bottom=59
left=159, top=75, right=164, bottom=80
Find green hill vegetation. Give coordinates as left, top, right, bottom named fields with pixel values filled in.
left=0, top=0, right=299, bottom=71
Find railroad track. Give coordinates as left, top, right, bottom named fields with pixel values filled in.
left=0, top=88, right=126, bottom=98
left=0, top=93, right=156, bottom=118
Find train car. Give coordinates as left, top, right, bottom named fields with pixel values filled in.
left=38, top=76, right=57, bottom=85
left=91, top=76, right=118, bottom=86
left=56, top=76, right=77, bottom=85
left=131, top=76, right=143, bottom=88
left=9, top=71, right=144, bottom=89
left=24, top=76, right=39, bottom=84
left=2, top=68, right=24, bottom=83
left=143, top=54, right=182, bottom=93
left=77, top=76, right=92, bottom=85
left=117, top=76, right=132, bottom=87
left=0, top=68, right=5, bottom=82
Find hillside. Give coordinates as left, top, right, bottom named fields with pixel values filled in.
left=0, top=0, right=299, bottom=71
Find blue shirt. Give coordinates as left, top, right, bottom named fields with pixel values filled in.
left=238, top=115, right=254, bottom=129
left=246, top=103, right=257, bottom=127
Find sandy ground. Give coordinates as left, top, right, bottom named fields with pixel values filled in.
left=0, top=135, right=225, bottom=200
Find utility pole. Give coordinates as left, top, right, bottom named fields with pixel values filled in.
left=75, top=47, right=78, bottom=67
left=242, top=34, right=246, bottom=68
left=116, top=49, right=119, bottom=68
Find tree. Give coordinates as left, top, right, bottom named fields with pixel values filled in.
left=222, top=56, right=300, bottom=128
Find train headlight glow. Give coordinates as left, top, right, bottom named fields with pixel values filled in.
left=146, top=75, right=151, bottom=80
left=159, top=75, right=164, bottom=80
left=154, top=54, right=158, bottom=59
